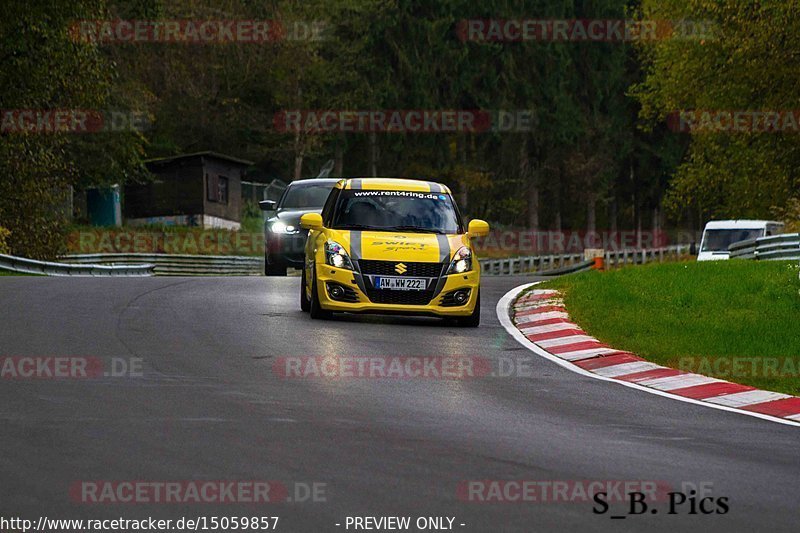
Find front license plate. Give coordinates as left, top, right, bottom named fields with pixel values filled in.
left=373, top=276, right=427, bottom=291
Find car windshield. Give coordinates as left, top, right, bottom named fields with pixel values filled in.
left=331, top=189, right=460, bottom=234
left=701, top=228, right=764, bottom=252
left=279, top=183, right=334, bottom=209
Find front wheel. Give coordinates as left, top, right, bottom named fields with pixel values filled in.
left=455, top=291, right=480, bottom=327
left=265, top=254, right=287, bottom=276
left=309, top=266, right=332, bottom=320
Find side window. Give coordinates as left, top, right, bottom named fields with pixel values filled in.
left=276, top=186, right=289, bottom=209
left=321, top=187, right=340, bottom=226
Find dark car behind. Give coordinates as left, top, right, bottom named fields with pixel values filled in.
left=260, top=178, right=339, bottom=275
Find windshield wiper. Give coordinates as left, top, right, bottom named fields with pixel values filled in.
left=334, top=224, right=375, bottom=230
left=334, top=224, right=449, bottom=234
left=379, top=225, right=446, bottom=234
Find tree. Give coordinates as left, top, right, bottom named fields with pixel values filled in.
left=633, top=0, right=800, bottom=222
left=0, top=0, right=144, bottom=258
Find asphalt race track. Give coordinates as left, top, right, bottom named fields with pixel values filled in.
left=0, top=276, right=798, bottom=532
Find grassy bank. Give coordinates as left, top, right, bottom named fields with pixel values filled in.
left=66, top=216, right=265, bottom=256
left=542, top=260, right=800, bottom=395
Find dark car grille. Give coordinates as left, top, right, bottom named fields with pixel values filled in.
left=357, top=260, right=444, bottom=306
left=267, top=230, right=308, bottom=260
left=280, top=231, right=309, bottom=255
left=357, top=260, right=445, bottom=278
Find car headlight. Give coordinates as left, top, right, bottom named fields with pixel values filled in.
left=446, top=246, right=472, bottom=274
left=269, top=221, right=298, bottom=234
left=325, top=240, right=353, bottom=270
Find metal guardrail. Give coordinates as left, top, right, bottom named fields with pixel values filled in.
left=729, top=233, right=800, bottom=261
left=0, top=253, right=154, bottom=277
left=478, top=254, right=584, bottom=276
left=58, top=244, right=692, bottom=278
left=479, top=245, right=690, bottom=276
left=63, top=253, right=263, bottom=276
left=603, top=245, right=691, bottom=269
left=536, top=259, right=595, bottom=277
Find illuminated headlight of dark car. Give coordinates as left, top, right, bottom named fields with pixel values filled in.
left=269, top=221, right=299, bottom=234
left=325, top=240, right=353, bottom=270
left=446, top=246, right=472, bottom=274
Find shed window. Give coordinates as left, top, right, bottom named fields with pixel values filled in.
left=207, top=175, right=229, bottom=204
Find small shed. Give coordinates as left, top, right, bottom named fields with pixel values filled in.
left=124, top=151, right=253, bottom=229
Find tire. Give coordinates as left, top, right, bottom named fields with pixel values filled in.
left=265, top=254, right=287, bottom=276
left=455, top=291, right=481, bottom=327
left=300, top=264, right=311, bottom=312
left=309, top=266, right=332, bottom=320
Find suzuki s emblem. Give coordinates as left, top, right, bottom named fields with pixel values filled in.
left=395, top=263, right=408, bottom=274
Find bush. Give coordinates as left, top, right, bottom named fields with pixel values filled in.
left=0, top=151, right=70, bottom=260
left=772, top=198, right=800, bottom=233
left=0, top=226, right=10, bottom=254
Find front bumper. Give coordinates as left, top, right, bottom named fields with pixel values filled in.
left=314, top=262, right=480, bottom=317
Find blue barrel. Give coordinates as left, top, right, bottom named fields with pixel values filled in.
left=87, top=185, right=122, bottom=227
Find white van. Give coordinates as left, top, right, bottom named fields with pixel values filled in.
left=697, top=220, right=785, bottom=261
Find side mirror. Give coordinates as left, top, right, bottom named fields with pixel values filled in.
left=300, top=213, right=323, bottom=231
left=258, top=200, right=277, bottom=211
left=468, top=219, right=490, bottom=237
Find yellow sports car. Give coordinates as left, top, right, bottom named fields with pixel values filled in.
left=299, top=178, right=490, bottom=326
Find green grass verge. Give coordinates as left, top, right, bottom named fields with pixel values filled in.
left=540, top=260, right=800, bottom=396
left=66, top=216, right=265, bottom=256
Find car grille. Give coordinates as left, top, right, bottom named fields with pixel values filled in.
left=282, top=231, right=308, bottom=255
left=357, top=260, right=444, bottom=306
left=357, top=260, right=445, bottom=278
left=364, top=289, right=435, bottom=306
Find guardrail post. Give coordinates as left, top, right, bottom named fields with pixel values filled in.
left=584, top=248, right=604, bottom=271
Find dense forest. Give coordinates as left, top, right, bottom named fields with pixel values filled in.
left=1, top=0, right=799, bottom=258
